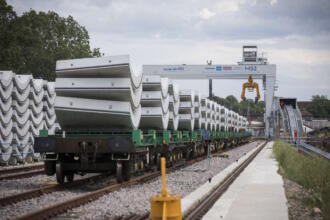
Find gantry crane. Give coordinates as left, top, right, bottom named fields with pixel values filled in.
left=143, top=45, right=277, bottom=138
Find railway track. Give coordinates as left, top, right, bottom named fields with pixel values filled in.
left=0, top=174, right=109, bottom=206
left=0, top=164, right=44, bottom=181
left=183, top=141, right=267, bottom=220
left=6, top=141, right=254, bottom=220
left=115, top=141, right=265, bottom=220
left=13, top=154, right=208, bottom=220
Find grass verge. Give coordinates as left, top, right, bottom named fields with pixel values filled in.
left=273, top=140, right=330, bottom=220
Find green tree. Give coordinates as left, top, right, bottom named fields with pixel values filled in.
left=307, top=95, right=330, bottom=118
left=0, top=0, right=102, bottom=81
left=0, top=0, right=17, bottom=69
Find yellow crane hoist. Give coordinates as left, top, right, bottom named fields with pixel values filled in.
left=241, top=75, right=260, bottom=103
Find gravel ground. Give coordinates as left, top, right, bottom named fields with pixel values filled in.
left=0, top=173, right=106, bottom=220
left=66, top=141, right=261, bottom=219
left=0, top=171, right=98, bottom=198
left=284, top=178, right=323, bottom=220
left=0, top=174, right=56, bottom=198
left=0, top=142, right=260, bottom=220
left=0, top=190, right=84, bottom=220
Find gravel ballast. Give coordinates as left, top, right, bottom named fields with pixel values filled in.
left=0, top=174, right=56, bottom=198
left=0, top=142, right=260, bottom=220
left=68, top=141, right=261, bottom=219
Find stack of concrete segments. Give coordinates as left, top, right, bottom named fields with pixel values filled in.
left=43, top=81, right=58, bottom=135
left=233, top=112, right=238, bottom=132
left=0, top=71, right=14, bottom=163
left=168, top=81, right=179, bottom=130
left=139, top=75, right=169, bottom=130
left=205, top=98, right=212, bottom=131
left=12, top=74, right=34, bottom=162
left=178, top=89, right=195, bottom=131
left=228, top=110, right=233, bottom=131
left=242, top=116, right=246, bottom=130
left=200, top=98, right=209, bottom=130
left=55, top=55, right=142, bottom=130
left=193, top=92, right=202, bottom=130
left=27, top=79, right=44, bottom=161
left=215, top=104, right=221, bottom=131
left=29, top=79, right=44, bottom=139
left=211, top=101, right=216, bottom=131
left=219, top=106, right=226, bottom=131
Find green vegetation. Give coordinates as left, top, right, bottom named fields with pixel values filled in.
left=307, top=95, right=330, bottom=119
left=0, top=0, right=102, bottom=81
left=212, top=95, right=265, bottom=116
left=273, top=140, right=330, bottom=219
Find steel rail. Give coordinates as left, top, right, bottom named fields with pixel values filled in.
left=0, top=164, right=44, bottom=176
left=183, top=141, right=267, bottom=220
left=14, top=141, right=256, bottom=220
left=0, top=169, right=44, bottom=181
left=0, top=174, right=107, bottom=206
left=298, top=141, right=330, bottom=161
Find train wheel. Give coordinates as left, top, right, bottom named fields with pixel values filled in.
left=56, top=162, right=65, bottom=184
left=116, top=161, right=123, bottom=183
left=44, top=160, right=56, bottom=176
left=123, top=159, right=132, bottom=181
left=66, top=172, right=74, bottom=182
left=156, top=154, right=161, bottom=171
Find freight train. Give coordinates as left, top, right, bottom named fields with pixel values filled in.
left=34, top=55, right=250, bottom=184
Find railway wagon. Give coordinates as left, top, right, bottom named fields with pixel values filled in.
left=34, top=129, right=250, bottom=184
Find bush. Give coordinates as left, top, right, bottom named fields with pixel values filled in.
left=273, top=140, right=330, bottom=219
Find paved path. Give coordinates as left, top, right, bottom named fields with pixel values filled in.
left=203, top=141, right=289, bottom=220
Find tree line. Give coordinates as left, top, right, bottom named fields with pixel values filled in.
left=0, top=0, right=101, bottom=81
left=212, top=95, right=265, bottom=117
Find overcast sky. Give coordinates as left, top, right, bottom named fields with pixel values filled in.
left=8, top=0, right=330, bottom=101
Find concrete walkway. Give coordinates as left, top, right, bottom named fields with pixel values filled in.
left=203, top=141, right=289, bottom=220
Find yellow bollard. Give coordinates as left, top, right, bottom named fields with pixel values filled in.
left=150, top=157, right=182, bottom=220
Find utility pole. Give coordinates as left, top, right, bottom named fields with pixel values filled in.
left=209, top=79, right=212, bottom=99
left=207, top=60, right=213, bottom=99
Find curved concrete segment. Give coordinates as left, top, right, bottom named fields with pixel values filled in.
left=0, top=120, right=12, bottom=137
left=30, top=88, right=44, bottom=104
left=169, top=96, right=179, bottom=116
left=139, top=107, right=169, bottom=130
left=142, top=75, right=169, bottom=98
left=0, top=97, right=12, bottom=113
left=178, top=114, right=195, bottom=131
left=13, top=110, right=30, bottom=126
left=56, top=55, right=142, bottom=89
left=0, top=71, right=14, bottom=88
left=141, top=91, right=169, bottom=113
left=31, top=79, right=44, bottom=93
left=0, top=82, right=13, bottom=101
left=14, top=75, right=32, bottom=92
left=55, top=78, right=142, bottom=109
left=168, top=82, right=179, bottom=102
left=168, top=112, right=179, bottom=131
left=13, top=86, right=30, bottom=103
left=55, top=96, right=141, bottom=130
left=0, top=108, right=12, bottom=125
left=43, top=81, right=56, bottom=96
left=0, top=146, right=13, bottom=163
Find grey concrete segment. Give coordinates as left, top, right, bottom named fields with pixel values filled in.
left=139, top=107, right=169, bottom=130
left=56, top=55, right=142, bottom=89
left=141, top=91, right=169, bottom=113
left=55, top=77, right=142, bottom=109
left=13, top=75, right=32, bottom=92
left=55, top=96, right=141, bottom=130
left=168, top=112, right=179, bottom=131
